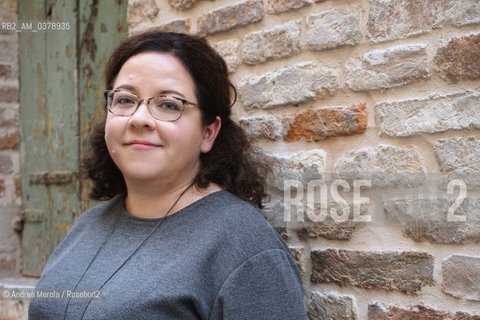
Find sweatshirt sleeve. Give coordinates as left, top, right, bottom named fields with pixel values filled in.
left=209, top=249, right=307, bottom=320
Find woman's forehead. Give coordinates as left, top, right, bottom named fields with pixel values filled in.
left=113, top=52, right=197, bottom=97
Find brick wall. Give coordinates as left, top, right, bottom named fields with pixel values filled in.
left=128, top=0, right=480, bottom=319
left=0, top=0, right=21, bottom=279
left=0, top=0, right=26, bottom=317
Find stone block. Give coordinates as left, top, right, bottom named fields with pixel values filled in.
left=333, top=144, right=425, bottom=188
left=367, top=0, right=480, bottom=43
left=285, top=103, right=367, bottom=141
left=265, top=149, right=326, bottom=191
left=368, top=303, right=480, bottom=320
left=0, top=205, right=19, bottom=247
left=376, top=90, right=480, bottom=136
left=0, top=63, right=12, bottom=79
left=0, top=1, right=16, bottom=13
left=211, top=39, right=239, bottom=73
left=367, top=0, right=435, bottom=43
left=0, top=205, right=20, bottom=276
left=237, top=61, right=337, bottom=109
left=0, top=8, right=18, bottom=25
left=297, top=201, right=369, bottom=241
left=433, top=136, right=480, bottom=190
left=127, top=0, right=160, bottom=30
left=306, top=7, right=361, bottom=51
left=238, top=115, right=284, bottom=141
left=443, top=255, right=480, bottom=301
left=168, top=0, right=199, bottom=11
left=433, top=0, right=480, bottom=28
left=0, top=105, right=18, bottom=127
left=197, top=1, right=264, bottom=36
left=264, top=0, right=313, bottom=14
left=0, top=36, right=18, bottom=63
left=384, top=197, right=480, bottom=244
left=145, top=19, right=191, bottom=34
left=311, top=249, right=434, bottom=294
left=345, top=43, right=429, bottom=91
left=0, top=128, right=20, bottom=150
left=0, top=82, right=19, bottom=103
left=0, top=153, right=14, bottom=174
left=434, top=136, right=480, bottom=175
left=308, top=292, right=357, bottom=320
left=297, top=221, right=364, bottom=241
left=289, top=246, right=306, bottom=278
left=0, top=255, right=16, bottom=275
left=434, top=33, right=480, bottom=83
left=242, top=20, right=301, bottom=65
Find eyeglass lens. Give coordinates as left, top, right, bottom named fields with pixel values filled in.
left=108, top=91, right=183, bottom=121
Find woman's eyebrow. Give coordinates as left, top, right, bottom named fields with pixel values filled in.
left=113, top=84, right=136, bottom=92
left=113, top=85, right=186, bottom=98
left=157, top=90, right=186, bottom=98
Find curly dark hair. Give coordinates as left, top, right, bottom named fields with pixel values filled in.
left=81, top=31, right=267, bottom=208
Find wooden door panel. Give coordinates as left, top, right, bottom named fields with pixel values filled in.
left=19, top=0, right=127, bottom=276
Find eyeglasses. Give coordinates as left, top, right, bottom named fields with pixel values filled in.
left=104, top=89, right=199, bottom=122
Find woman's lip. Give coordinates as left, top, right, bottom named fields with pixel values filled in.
left=125, top=140, right=161, bottom=146
left=125, top=142, right=162, bottom=149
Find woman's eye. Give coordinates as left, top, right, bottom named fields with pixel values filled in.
left=115, top=96, right=136, bottom=105
left=160, top=101, right=180, bottom=111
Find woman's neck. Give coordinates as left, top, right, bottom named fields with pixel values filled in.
left=124, top=181, right=222, bottom=219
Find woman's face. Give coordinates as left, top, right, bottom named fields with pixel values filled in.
left=104, top=52, right=220, bottom=190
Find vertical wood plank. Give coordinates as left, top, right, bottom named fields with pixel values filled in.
left=44, top=0, right=80, bottom=247
left=18, top=0, right=51, bottom=277
left=19, top=0, right=79, bottom=276
left=78, top=0, right=128, bottom=212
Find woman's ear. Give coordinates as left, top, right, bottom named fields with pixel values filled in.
left=200, top=116, right=222, bottom=153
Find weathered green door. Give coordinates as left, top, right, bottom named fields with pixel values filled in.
left=18, top=0, right=127, bottom=277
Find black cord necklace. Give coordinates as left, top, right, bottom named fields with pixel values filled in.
left=63, top=182, right=195, bottom=320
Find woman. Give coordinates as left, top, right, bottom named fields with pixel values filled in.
left=29, top=31, right=307, bottom=319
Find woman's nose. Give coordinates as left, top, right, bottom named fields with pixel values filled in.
left=129, top=101, right=155, bottom=127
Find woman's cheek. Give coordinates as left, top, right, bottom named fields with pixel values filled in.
left=104, top=130, right=117, bottom=157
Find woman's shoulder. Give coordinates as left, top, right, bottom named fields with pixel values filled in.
left=191, top=191, right=289, bottom=253
left=197, top=191, right=270, bottom=226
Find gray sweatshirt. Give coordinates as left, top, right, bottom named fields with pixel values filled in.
left=29, top=191, right=307, bottom=319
